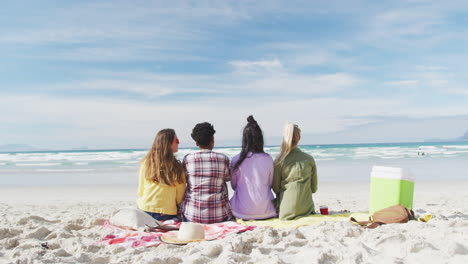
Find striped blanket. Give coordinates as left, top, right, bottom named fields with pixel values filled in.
left=98, top=220, right=255, bottom=248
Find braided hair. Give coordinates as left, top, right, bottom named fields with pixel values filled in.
left=232, top=115, right=265, bottom=172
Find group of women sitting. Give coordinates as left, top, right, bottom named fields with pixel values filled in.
left=137, top=116, right=318, bottom=224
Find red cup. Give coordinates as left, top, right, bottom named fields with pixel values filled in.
left=319, top=206, right=328, bottom=215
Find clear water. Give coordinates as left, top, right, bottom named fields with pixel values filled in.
left=1, top=141, right=467, bottom=185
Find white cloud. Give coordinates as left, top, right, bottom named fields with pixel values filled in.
left=230, top=59, right=283, bottom=73
left=445, top=88, right=468, bottom=96
left=78, top=80, right=174, bottom=97
left=242, top=72, right=360, bottom=94
left=307, top=115, right=468, bottom=144
left=384, top=80, right=420, bottom=87
left=2, top=84, right=467, bottom=148
left=25, top=68, right=361, bottom=99
left=0, top=93, right=404, bottom=148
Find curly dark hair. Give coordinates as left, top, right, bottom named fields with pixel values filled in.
left=191, top=122, right=216, bottom=148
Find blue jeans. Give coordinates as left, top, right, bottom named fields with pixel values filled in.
left=144, top=211, right=178, bottom=221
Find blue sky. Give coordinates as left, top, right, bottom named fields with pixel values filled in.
left=1, top=0, right=468, bottom=149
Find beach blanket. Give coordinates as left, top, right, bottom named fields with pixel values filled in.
left=236, top=213, right=352, bottom=228
left=98, top=220, right=256, bottom=248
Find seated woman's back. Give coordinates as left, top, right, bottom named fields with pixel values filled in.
left=229, top=116, right=277, bottom=220
left=231, top=152, right=277, bottom=220
left=273, top=123, right=318, bottom=220
left=274, top=148, right=317, bottom=220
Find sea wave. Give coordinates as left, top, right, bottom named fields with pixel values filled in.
left=443, top=145, right=468, bottom=149
left=1, top=143, right=468, bottom=172
left=15, top=163, right=62, bottom=167
left=35, top=169, right=96, bottom=172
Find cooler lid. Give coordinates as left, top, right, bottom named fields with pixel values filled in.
left=370, top=166, right=415, bottom=181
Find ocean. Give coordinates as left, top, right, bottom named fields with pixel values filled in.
left=1, top=142, right=467, bottom=186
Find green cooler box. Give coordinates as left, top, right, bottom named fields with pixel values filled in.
left=369, top=166, right=415, bottom=214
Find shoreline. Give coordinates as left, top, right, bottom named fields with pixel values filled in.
left=1, top=179, right=467, bottom=204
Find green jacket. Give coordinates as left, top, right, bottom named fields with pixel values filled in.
left=273, top=148, right=318, bottom=220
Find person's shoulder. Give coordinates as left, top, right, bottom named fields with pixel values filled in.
left=231, top=153, right=241, bottom=162
left=212, top=150, right=229, bottom=159
left=255, top=152, right=273, bottom=162
left=297, top=149, right=315, bottom=163
left=301, top=150, right=314, bottom=158
left=183, top=152, right=196, bottom=161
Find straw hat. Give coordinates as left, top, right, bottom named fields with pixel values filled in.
left=160, top=222, right=206, bottom=244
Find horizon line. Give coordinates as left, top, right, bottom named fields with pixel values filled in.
left=1, top=140, right=467, bottom=154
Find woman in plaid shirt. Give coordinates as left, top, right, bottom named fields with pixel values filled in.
left=179, top=122, right=233, bottom=224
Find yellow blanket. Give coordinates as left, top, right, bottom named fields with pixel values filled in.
left=236, top=213, right=351, bottom=228
left=236, top=212, right=432, bottom=229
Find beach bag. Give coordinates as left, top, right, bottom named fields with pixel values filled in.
left=350, top=204, right=415, bottom=229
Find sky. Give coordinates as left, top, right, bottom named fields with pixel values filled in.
left=1, top=0, right=468, bottom=150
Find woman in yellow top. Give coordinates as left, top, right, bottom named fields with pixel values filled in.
left=138, top=129, right=186, bottom=221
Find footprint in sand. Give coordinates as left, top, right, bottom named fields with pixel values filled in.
left=317, top=251, right=339, bottom=264
left=54, top=248, right=72, bottom=257
left=375, top=234, right=406, bottom=247
left=202, top=244, right=223, bottom=257
left=0, top=228, right=21, bottom=239
left=451, top=243, right=468, bottom=255
left=410, top=241, right=438, bottom=253
left=25, top=227, right=52, bottom=240
left=64, top=223, right=84, bottom=232
left=92, top=256, right=110, bottom=264
left=288, top=240, right=308, bottom=247
left=17, top=216, right=60, bottom=225
left=2, top=238, right=19, bottom=249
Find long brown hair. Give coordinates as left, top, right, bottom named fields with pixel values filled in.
left=141, top=129, right=185, bottom=185
left=274, top=122, right=301, bottom=166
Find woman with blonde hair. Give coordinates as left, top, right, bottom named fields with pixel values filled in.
left=272, top=123, right=318, bottom=220
left=137, top=129, right=186, bottom=221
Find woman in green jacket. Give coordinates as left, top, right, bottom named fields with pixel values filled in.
left=273, top=123, right=318, bottom=220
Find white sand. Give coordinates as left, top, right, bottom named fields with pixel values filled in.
left=1, top=181, right=467, bottom=264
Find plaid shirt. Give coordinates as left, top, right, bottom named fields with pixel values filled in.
left=179, top=149, right=233, bottom=224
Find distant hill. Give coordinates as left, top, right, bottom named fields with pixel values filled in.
left=0, top=144, right=37, bottom=152
left=425, top=130, right=468, bottom=142
left=458, top=131, right=468, bottom=141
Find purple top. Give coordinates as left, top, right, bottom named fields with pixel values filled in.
left=229, top=152, right=277, bottom=220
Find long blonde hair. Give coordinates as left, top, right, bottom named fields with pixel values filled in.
left=142, top=129, right=185, bottom=185
left=274, top=123, right=301, bottom=165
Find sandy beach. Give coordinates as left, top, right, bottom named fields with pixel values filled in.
left=1, top=181, right=467, bottom=264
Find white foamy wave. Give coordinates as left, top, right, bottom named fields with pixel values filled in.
left=1, top=143, right=467, bottom=178
left=16, top=163, right=62, bottom=167
left=301, top=144, right=468, bottom=160
left=443, top=145, right=468, bottom=149
left=1, top=151, right=146, bottom=164
left=35, top=169, right=95, bottom=172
